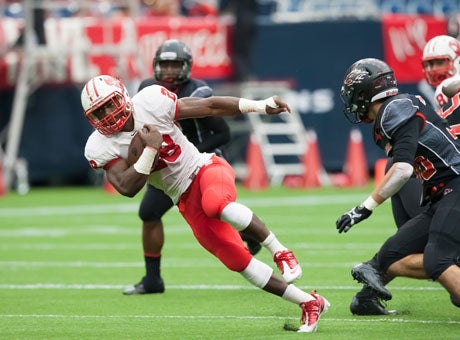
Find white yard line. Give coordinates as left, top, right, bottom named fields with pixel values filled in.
left=0, top=194, right=372, bottom=217
left=0, top=313, right=456, bottom=325
left=0, top=283, right=444, bottom=291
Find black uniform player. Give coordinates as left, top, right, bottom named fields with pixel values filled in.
left=349, top=36, right=460, bottom=315
left=348, top=158, right=424, bottom=315
left=336, top=58, right=460, bottom=309
left=123, top=39, right=260, bottom=295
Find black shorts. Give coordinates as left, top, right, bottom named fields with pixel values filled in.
left=378, top=176, right=460, bottom=280
left=386, top=158, right=424, bottom=228
left=138, top=184, right=174, bottom=221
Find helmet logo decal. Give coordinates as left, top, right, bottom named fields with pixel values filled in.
left=345, top=69, right=367, bottom=86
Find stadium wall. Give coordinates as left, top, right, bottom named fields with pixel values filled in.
left=0, top=15, right=453, bottom=185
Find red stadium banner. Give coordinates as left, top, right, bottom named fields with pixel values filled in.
left=382, top=14, right=447, bottom=83
left=0, top=17, right=233, bottom=89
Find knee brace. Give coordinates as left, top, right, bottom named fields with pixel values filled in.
left=240, top=257, right=273, bottom=288
left=221, top=202, right=253, bottom=231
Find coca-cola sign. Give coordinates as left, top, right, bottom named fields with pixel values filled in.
left=0, top=17, right=233, bottom=89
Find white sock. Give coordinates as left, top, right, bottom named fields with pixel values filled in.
left=261, top=232, right=287, bottom=255
left=282, top=284, right=314, bottom=304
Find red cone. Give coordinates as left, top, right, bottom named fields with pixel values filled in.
left=301, top=130, right=323, bottom=188
left=344, top=129, right=368, bottom=187
left=374, top=158, right=387, bottom=188
left=243, top=134, right=269, bottom=190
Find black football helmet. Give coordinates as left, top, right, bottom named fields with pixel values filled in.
left=154, top=39, right=192, bottom=86
left=341, top=58, right=399, bottom=123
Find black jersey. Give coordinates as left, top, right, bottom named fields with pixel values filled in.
left=373, top=93, right=460, bottom=195
left=137, top=78, right=230, bottom=154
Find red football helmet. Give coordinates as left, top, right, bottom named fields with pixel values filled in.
left=81, top=75, right=133, bottom=135
left=422, top=35, right=460, bottom=87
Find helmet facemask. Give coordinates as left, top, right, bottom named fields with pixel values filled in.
left=154, top=59, right=191, bottom=86
left=422, top=57, right=456, bottom=87
left=81, top=75, right=133, bottom=135
left=340, top=83, right=370, bottom=124
left=153, top=40, right=192, bottom=87
left=85, top=92, right=132, bottom=135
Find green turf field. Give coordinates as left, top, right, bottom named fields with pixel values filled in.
left=0, top=184, right=458, bottom=339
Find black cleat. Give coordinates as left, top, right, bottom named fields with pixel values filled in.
left=351, top=263, right=392, bottom=301
left=123, top=278, right=165, bottom=295
left=350, top=294, right=397, bottom=315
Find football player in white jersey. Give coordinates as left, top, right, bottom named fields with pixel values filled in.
left=422, top=35, right=460, bottom=109
left=81, top=75, right=330, bottom=333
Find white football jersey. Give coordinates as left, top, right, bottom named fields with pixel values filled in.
left=85, top=84, right=213, bottom=203
left=435, top=74, right=460, bottom=108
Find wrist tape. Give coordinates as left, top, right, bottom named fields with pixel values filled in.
left=238, top=97, right=278, bottom=113
left=362, top=196, right=379, bottom=210
left=133, top=146, right=157, bottom=175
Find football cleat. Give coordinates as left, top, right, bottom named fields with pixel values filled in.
left=123, top=278, right=165, bottom=295
left=351, top=262, right=392, bottom=301
left=298, top=290, right=330, bottom=333
left=350, top=293, right=397, bottom=315
left=274, top=249, right=302, bottom=283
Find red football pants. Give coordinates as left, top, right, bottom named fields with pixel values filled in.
left=177, top=155, right=252, bottom=272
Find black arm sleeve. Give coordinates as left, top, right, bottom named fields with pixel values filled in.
left=391, top=116, right=423, bottom=164
left=194, top=116, right=231, bottom=153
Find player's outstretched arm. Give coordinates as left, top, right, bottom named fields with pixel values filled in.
left=177, top=95, right=291, bottom=119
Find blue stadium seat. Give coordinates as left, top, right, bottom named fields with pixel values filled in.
left=432, top=0, right=458, bottom=16
left=380, top=0, right=407, bottom=14
left=406, top=0, right=434, bottom=14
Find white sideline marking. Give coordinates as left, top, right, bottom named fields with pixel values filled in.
left=0, top=283, right=444, bottom=291
left=0, top=314, right=458, bottom=325
left=0, top=194, right=370, bottom=217
left=0, top=260, right=389, bottom=269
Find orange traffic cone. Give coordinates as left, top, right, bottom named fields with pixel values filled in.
left=103, top=175, right=118, bottom=195
left=301, top=130, right=323, bottom=188
left=344, top=129, right=369, bottom=187
left=243, top=134, right=269, bottom=190
left=374, top=158, right=387, bottom=188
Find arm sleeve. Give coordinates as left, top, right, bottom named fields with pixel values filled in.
left=391, top=115, right=423, bottom=164
left=194, top=116, right=231, bottom=153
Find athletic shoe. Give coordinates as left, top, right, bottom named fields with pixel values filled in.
left=350, top=293, right=397, bottom=315
left=351, top=263, right=392, bottom=301
left=273, top=249, right=302, bottom=283
left=123, top=278, right=165, bottom=295
left=298, top=290, right=330, bottom=333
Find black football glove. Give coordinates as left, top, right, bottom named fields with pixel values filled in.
left=336, top=205, right=372, bottom=233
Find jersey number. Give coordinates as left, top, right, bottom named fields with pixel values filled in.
left=414, top=155, right=436, bottom=181
left=439, top=95, right=460, bottom=139
left=154, top=134, right=181, bottom=171
left=161, top=87, right=176, bottom=101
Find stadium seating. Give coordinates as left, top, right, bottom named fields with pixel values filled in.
left=380, top=0, right=408, bottom=14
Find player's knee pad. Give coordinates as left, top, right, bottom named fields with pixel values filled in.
left=220, top=202, right=253, bottom=231
left=138, top=203, right=162, bottom=221
left=240, top=257, right=273, bottom=289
